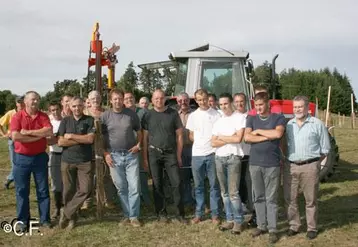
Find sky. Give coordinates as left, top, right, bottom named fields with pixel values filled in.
left=1, top=0, right=357, bottom=100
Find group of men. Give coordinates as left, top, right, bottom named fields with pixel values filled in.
left=1, top=85, right=330, bottom=244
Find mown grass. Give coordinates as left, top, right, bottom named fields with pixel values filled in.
left=0, top=128, right=358, bottom=247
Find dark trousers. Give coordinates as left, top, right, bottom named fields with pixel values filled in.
left=239, top=155, right=249, bottom=204
left=61, top=161, right=93, bottom=219
left=13, top=152, right=50, bottom=225
left=180, top=145, right=194, bottom=205
left=148, top=147, right=184, bottom=217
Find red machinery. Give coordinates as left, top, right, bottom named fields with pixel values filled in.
left=87, top=22, right=120, bottom=94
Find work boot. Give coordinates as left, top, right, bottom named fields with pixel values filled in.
left=219, top=221, right=234, bottom=231
left=130, top=218, right=142, bottom=227
left=51, top=192, right=63, bottom=220
left=4, top=179, right=13, bottom=190
left=306, top=231, right=318, bottom=240
left=269, top=232, right=279, bottom=244
left=58, top=208, right=69, bottom=229
left=212, top=216, right=221, bottom=225
left=231, top=222, right=243, bottom=235
left=251, top=228, right=268, bottom=238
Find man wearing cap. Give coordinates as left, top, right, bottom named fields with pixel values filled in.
left=0, top=96, right=25, bottom=189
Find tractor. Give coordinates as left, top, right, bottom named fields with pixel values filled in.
left=138, top=44, right=339, bottom=182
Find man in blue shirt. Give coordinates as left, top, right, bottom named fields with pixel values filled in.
left=284, top=95, right=330, bottom=240
left=244, top=92, right=286, bottom=244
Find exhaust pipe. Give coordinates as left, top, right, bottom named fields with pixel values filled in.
left=272, top=54, right=279, bottom=99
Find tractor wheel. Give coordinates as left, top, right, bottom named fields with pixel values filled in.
left=319, top=134, right=339, bottom=182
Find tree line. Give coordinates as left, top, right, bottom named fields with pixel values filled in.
left=0, top=61, right=356, bottom=116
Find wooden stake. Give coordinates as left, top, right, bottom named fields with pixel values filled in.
left=343, top=114, right=345, bottom=125
left=351, top=93, right=356, bottom=129
left=94, top=120, right=105, bottom=220
left=338, top=112, right=341, bottom=127
left=325, top=86, right=331, bottom=127
left=315, top=97, right=319, bottom=118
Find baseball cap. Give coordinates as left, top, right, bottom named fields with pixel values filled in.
left=16, top=96, right=24, bottom=103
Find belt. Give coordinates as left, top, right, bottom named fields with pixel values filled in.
left=288, top=157, right=320, bottom=166
left=149, top=145, right=174, bottom=154
left=51, top=152, right=62, bottom=155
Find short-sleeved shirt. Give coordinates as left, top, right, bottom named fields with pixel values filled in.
left=0, top=109, right=17, bottom=135
left=101, top=108, right=141, bottom=152
left=49, top=118, right=63, bottom=153
left=212, top=112, right=246, bottom=157
left=186, top=107, right=221, bottom=156
left=10, top=110, right=52, bottom=155
left=141, top=107, right=183, bottom=150
left=246, top=113, right=286, bottom=167
left=58, top=115, right=95, bottom=163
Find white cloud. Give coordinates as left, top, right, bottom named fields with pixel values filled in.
left=0, top=0, right=357, bottom=97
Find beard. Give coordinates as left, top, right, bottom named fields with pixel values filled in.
left=294, top=113, right=305, bottom=119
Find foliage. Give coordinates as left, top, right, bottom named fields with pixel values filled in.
left=279, top=67, right=356, bottom=115
left=0, top=90, right=16, bottom=115
left=1, top=61, right=357, bottom=114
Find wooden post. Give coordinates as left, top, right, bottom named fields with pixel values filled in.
left=352, top=93, right=356, bottom=129
left=94, top=120, right=105, bottom=220
left=343, top=114, right=345, bottom=126
left=325, top=86, right=331, bottom=127
left=338, top=112, right=342, bottom=128
left=315, top=97, right=319, bottom=118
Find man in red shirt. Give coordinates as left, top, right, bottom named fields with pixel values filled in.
left=248, top=85, right=282, bottom=116
left=10, top=91, right=53, bottom=231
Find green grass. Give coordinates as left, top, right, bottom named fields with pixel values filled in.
left=1, top=128, right=358, bottom=247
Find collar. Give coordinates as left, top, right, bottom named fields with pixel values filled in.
left=71, top=114, right=86, bottom=121
left=291, top=114, right=313, bottom=124
left=178, top=108, right=192, bottom=115
left=21, top=109, right=40, bottom=119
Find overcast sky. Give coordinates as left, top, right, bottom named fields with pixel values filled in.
left=1, top=0, right=357, bottom=99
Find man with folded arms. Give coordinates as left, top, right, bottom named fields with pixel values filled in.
left=244, top=92, right=286, bottom=244
left=284, top=95, right=330, bottom=240
left=58, top=97, right=95, bottom=230
left=212, top=93, right=246, bottom=234
left=10, top=91, right=53, bottom=231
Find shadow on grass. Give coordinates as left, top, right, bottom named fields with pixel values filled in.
left=326, top=159, right=358, bottom=183
left=318, top=193, right=358, bottom=233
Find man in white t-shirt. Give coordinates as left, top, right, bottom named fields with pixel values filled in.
left=186, top=89, right=221, bottom=224
left=212, top=93, right=246, bottom=234
left=47, top=101, right=63, bottom=219
left=233, top=92, right=256, bottom=226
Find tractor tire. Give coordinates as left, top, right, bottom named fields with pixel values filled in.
left=319, top=134, right=339, bottom=182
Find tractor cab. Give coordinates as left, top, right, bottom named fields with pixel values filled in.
left=138, top=44, right=254, bottom=111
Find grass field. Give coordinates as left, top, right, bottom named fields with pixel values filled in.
left=0, top=128, right=358, bottom=247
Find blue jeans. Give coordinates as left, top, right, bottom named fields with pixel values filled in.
left=110, top=151, right=140, bottom=219
left=215, top=155, right=244, bottom=224
left=180, top=146, right=194, bottom=205
left=192, top=153, right=221, bottom=218
left=7, top=139, right=15, bottom=181
left=13, top=152, right=50, bottom=225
